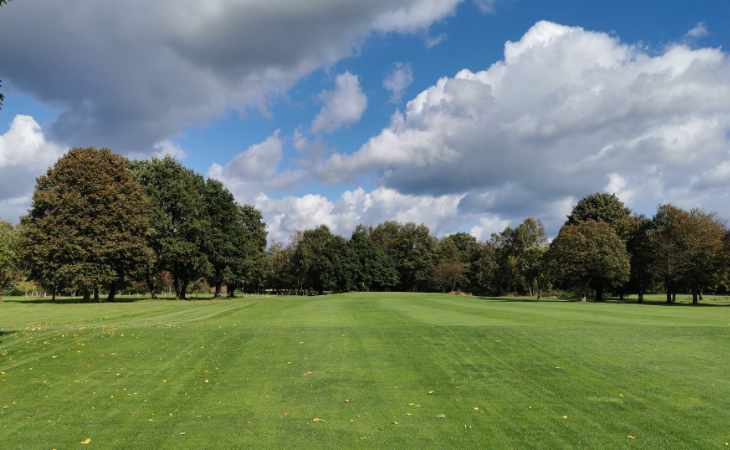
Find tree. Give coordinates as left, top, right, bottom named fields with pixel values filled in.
left=349, top=225, right=398, bottom=291
left=648, top=205, right=689, bottom=304
left=132, top=157, right=210, bottom=299
left=683, top=209, right=726, bottom=304
left=567, top=193, right=633, bottom=239
left=19, top=148, right=152, bottom=301
left=489, top=218, right=548, bottom=295
left=625, top=216, right=655, bottom=303
left=648, top=205, right=726, bottom=305
left=546, top=220, right=630, bottom=301
left=202, top=179, right=240, bottom=297
left=432, top=260, right=466, bottom=292
left=372, top=222, right=436, bottom=292
left=290, top=226, right=351, bottom=294
left=230, top=205, right=267, bottom=295
left=0, top=221, right=18, bottom=297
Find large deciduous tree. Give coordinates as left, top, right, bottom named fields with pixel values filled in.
left=567, top=192, right=633, bottom=239
left=131, top=157, right=210, bottom=299
left=547, top=220, right=630, bottom=301
left=202, top=179, right=240, bottom=297
left=648, top=205, right=726, bottom=305
left=229, top=204, right=267, bottom=295
left=19, top=148, right=152, bottom=301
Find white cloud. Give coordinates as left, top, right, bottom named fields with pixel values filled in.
left=470, top=215, right=511, bottom=241
left=0, top=115, right=65, bottom=221
left=255, top=187, right=465, bottom=244
left=686, top=22, right=709, bottom=39
left=0, top=0, right=460, bottom=151
left=321, top=20, right=730, bottom=233
left=152, top=140, right=187, bottom=160
left=383, top=63, right=414, bottom=103
left=208, top=131, right=304, bottom=203
left=311, top=72, right=368, bottom=133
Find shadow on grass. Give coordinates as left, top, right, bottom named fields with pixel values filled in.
left=474, top=296, right=730, bottom=307
left=474, top=296, right=573, bottom=304
left=2, top=295, right=221, bottom=305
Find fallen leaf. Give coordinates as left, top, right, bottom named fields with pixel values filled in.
left=312, top=417, right=325, bottom=423
left=428, top=390, right=435, bottom=395
left=436, top=413, right=446, bottom=419
left=80, top=437, right=92, bottom=445
left=627, top=434, right=636, bottom=440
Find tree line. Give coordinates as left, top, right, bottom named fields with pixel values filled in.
left=1, top=147, right=729, bottom=304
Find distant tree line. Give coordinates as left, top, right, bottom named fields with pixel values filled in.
left=1, top=147, right=729, bottom=305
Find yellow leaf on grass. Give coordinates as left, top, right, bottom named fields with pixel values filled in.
left=312, top=417, right=325, bottom=423
left=80, top=437, right=92, bottom=445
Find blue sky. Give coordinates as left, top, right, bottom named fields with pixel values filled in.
left=1, top=1, right=730, bottom=242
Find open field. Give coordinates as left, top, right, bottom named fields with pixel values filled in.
left=1, top=293, right=730, bottom=449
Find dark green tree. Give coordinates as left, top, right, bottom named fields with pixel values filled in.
left=546, top=220, right=630, bottom=301
left=567, top=193, right=633, bottom=239
left=0, top=220, right=18, bottom=297
left=202, top=179, right=240, bottom=297
left=229, top=205, right=267, bottom=295
left=372, top=222, right=436, bottom=291
left=349, top=225, right=398, bottom=291
left=132, top=157, right=210, bottom=299
left=19, top=148, right=152, bottom=301
left=291, top=226, right=352, bottom=294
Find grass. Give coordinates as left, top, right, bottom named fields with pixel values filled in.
left=1, top=292, right=730, bottom=449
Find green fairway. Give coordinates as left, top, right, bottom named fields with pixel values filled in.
left=1, top=293, right=730, bottom=449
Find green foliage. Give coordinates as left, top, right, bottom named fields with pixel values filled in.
left=0, top=220, right=18, bottom=294
left=232, top=204, right=267, bottom=294
left=372, top=222, right=436, bottom=292
left=290, top=226, right=353, bottom=293
left=131, top=157, right=210, bottom=299
left=567, top=192, right=633, bottom=239
left=349, top=225, right=398, bottom=291
left=19, top=148, right=152, bottom=301
left=647, top=204, right=727, bottom=304
left=547, top=220, right=630, bottom=300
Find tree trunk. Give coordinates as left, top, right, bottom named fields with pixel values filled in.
left=227, top=283, right=235, bottom=298
left=93, top=287, right=100, bottom=302
left=174, top=277, right=188, bottom=300
left=666, top=291, right=672, bottom=304
left=214, top=282, right=222, bottom=298
left=692, top=288, right=699, bottom=305
left=619, top=291, right=624, bottom=302
left=672, top=292, right=677, bottom=303
left=595, top=285, right=604, bottom=302
left=107, top=281, right=118, bottom=302
left=82, top=289, right=91, bottom=303
left=638, top=291, right=644, bottom=303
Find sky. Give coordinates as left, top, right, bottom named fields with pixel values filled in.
left=1, top=0, right=730, bottom=243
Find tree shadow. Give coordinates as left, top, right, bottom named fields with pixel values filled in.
left=2, top=295, right=220, bottom=305
left=474, top=296, right=574, bottom=304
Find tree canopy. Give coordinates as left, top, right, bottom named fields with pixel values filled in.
left=19, top=148, right=152, bottom=301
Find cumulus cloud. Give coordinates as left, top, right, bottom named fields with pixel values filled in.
left=321, top=20, right=730, bottom=233
left=208, top=131, right=304, bottom=203
left=311, top=72, right=368, bottom=133
left=255, top=187, right=465, bottom=243
left=0, top=0, right=460, bottom=152
left=0, top=115, right=65, bottom=221
left=384, top=63, right=414, bottom=103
